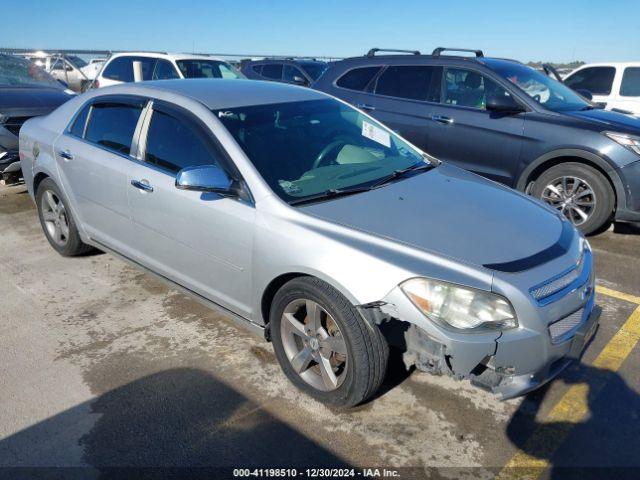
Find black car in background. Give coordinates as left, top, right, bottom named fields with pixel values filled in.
left=313, top=48, right=640, bottom=234
left=0, top=54, right=74, bottom=184
left=241, top=58, right=328, bottom=87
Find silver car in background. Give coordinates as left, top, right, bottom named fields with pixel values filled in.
left=19, top=79, right=598, bottom=407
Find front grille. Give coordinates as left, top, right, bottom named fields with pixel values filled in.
left=549, top=308, right=584, bottom=344
left=530, top=253, right=585, bottom=303
left=2, top=116, right=31, bottom=137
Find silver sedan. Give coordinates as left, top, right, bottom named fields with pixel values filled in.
left=19, top=79, right=598, bottom=407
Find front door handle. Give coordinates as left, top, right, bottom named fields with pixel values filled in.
left=356, top=103, right=376, bottom=111
left=130, top=179, right=154, bottom=192
left=58, top=149, right=73, bottom=160
left=431, top=114, right=454, bottom=125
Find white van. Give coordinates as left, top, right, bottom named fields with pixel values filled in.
left=564, top=62, right=640, bottom=115
left=94, top=52, right=243, bottom=88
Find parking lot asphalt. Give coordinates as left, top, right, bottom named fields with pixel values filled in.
left=1, top=183, right=639, bottom=478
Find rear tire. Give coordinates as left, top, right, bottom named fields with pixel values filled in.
left=270, top=277, right=388, bottom=408
left=36, top=178, right=94, bottom=256
left=532, top=163, right=614, bottom=235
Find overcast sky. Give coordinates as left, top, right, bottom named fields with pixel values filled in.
left=1, top=0, right=637, bottom=63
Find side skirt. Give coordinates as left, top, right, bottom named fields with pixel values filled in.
left=89, top=238, right=266, bottom=339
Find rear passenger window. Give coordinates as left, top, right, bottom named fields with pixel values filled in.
left=252, top=65, right=262, bottom=74
left=69, top=104, right=90, bottom=138
left=145, top=110, right=218, bottom=174
left=620, top=67, right=640, bottom=97
left=374, top=66, right=441, bottom=101
left=336, top=67, right=381, bottom=91
left=261, top=64, right=283, bottom=80
left=85, top=103, right=143, bottom=154
left=103, top=56, right=156, bottom=82
left=565, top=67, right=616, bottom=96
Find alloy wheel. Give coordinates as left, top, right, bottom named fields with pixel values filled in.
left=280, top=299, right=348, bottom=391
left=41, top=190, right=69, bottom=247
left=540, top=176, right=596, bottom=226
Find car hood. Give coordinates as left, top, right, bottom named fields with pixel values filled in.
left=300, top=164, right=568, bottom=272
left=563, top=108, right=640, bottom=134
left=0, top=86, right=72, bottom=116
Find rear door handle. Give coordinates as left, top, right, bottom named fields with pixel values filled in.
left=356, top=103, right=376, bottom=111
left=431, top=114, right=454, bottom=125
left=130, top=179, right=154, bottom=192
left=58, top=149, right=73, bottom=160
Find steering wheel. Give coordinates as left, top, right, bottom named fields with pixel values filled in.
left=312, top=140, right=348, bottom=169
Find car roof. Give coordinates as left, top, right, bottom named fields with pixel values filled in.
left=570, top=62, right=640, bottom=69
left=108, top=52, right=228, bottom=62
left=115, top=78, right=327, bottom=109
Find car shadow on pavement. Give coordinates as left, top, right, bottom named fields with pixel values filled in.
left=0, top=368, right=349, bottom=479
left=505, top=363, right=640, bottom=479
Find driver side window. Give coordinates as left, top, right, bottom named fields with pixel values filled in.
left=443, top=68, right=509, bottom=110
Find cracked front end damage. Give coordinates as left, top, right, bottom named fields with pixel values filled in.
left=358, top=276, right=599, bottom=400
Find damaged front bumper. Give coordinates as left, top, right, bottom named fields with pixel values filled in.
left=0, top=150, right=22, bottom=183
left=361, top=251, right=598, bottom=400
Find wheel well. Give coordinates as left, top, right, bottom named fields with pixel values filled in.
left=523, top=156, right=617, bottom=204
left=33, top=172, right=49, bottom=194
left=261, top=273, right=310, bottom=327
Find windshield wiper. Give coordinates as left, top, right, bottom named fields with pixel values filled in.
left=289, top=186, right=372, bottom=206
left=370, top=162, right=435, bottom=189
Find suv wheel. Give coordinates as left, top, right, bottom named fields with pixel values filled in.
left=532, top=163, right=614, bottom=235
left=36, top=178, right=94, bottom=256
left=270, top=277, right=388, bottom=408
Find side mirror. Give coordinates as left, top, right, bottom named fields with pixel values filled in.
left=175, top=165, right=235, bottom=196
left=575, top=89, right=593, bottom=101
left=292, top=75, right=308, bottom=86
left=486, top=94, right=524, bottom=114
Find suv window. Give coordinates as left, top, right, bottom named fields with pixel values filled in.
left=102, top=56, right=156, bottom=82
left=145, top=110, right=218, bottom=174
left=283, top=65, right=306, bottom=84
left=85, top=102, right=143, bottom=154
left=565, top=67, right=616, bottom=95
left=620, top=67, right=640, bottom=97
left=69, top=104, right=91, bottom=138
left=374, top=65, right=441, bottom=102
left=153, top=59, right=180, bottom=80
left=252, top=65, right=262, bottom=75
left=336, top=66, right=382, bottom=91
left=261, top=63, right=283, bottom=80
left=443, top=68, right=509, bottom=110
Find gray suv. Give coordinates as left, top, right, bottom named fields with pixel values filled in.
left=313, top=48, right=640, bottom=235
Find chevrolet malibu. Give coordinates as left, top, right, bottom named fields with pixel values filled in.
left=19, top=79, right=598, bottom=407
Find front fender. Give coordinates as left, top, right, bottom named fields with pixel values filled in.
left=516, top=148, right=626, bottom=209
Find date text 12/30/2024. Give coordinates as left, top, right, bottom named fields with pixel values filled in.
left=233, top=468, right=401, bottom=477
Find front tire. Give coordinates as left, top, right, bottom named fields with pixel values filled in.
left=532, top=163, right=614, bottom=235
left=36, top=178, right=93, bottom=256
left=270, top=277, right=388, bottom=408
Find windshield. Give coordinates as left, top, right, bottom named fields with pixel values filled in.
left=214, top=99, right=430, bottom=204
left=301, top=63, right=327, bottom=80
left=67, top=55, right=88, bottom=68
left=176, top=60, right=244, bottom=79
left=0, top=55, right=62, bottom=88
left=488, top=62, right=590, bottom=112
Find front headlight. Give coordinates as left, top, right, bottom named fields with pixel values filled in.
left=400, top=278, right=518, bottom=332
left=603, top=131, right=640, bottom=156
